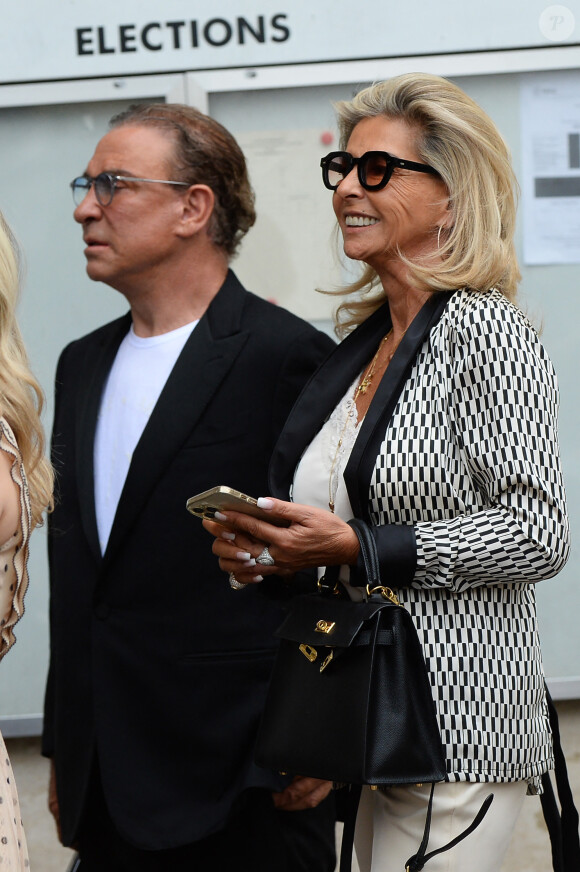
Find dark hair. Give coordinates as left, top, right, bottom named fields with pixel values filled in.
left=109, top=103, right=255, bottom=258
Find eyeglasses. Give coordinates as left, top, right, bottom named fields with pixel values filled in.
left=320, top=151, right=438, bottom=191
left=70, top=172, right=190, bottom=207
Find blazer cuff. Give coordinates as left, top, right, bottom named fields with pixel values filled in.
left=351, top=523, right=417, bottom=589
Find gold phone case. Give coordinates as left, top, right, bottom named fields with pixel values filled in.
left=186, top=486, right=287, bottom=525
left=186, top=486, right=263, bottom=521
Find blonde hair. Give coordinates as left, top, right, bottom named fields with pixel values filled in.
left=0, top=213, right=53, bottom=526
left=331, top=73, right=521, bottom=333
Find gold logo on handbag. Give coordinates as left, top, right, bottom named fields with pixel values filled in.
left=299, top=644, right=317, bottom=662
left=315, top=620, right=335, bottom=635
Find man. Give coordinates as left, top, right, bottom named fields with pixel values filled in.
left=42, top=103, right=336, bottom=871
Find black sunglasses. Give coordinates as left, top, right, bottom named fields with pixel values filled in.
left=320, top=150, right=439, bottom=191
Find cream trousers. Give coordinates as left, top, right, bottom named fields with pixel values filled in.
left=354, top=780, right=528, bottom=872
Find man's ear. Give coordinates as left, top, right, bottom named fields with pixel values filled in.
left=176, top=184, right=215, bottom=238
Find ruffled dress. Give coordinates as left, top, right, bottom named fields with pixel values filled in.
left=0, top=418, right=32, bottom=870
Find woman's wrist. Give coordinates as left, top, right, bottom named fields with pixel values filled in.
left=343, top=524, right=361, bottom=565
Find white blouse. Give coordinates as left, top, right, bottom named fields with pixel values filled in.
left=292, top=376, right=360, bottom=521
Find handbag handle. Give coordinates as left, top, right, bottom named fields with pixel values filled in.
left=347, top=518, right=381, bottom=588
left=319, top=518, right=381, bottom=596
left=321, top=519, right=397, bottom=603
left=348, top=519, right=399, bottom=604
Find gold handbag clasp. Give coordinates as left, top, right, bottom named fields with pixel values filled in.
left=320, top=651, right=334, bottom=673
left=299, top=644, right=317, bottom=663
left=315, top=619, right=335, bottom=635
left=366, top=584, right=400, bottom=605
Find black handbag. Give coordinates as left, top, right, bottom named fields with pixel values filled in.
left=256, top=519, right=496, bottom=872
left=255, top=519, right=446, bottom=787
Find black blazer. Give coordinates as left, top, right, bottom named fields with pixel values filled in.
left=43, top=270, right=334, bottom=849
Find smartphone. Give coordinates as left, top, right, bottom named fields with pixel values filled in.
left=186, top=486, right=287, bottom=525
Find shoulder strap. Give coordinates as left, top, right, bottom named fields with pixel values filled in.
left=405, top=785, right=493, bottom=871
left=339, top=786, right=362, bottom=872
left=338, top=783, right=493, bottom=872
left=541, top=685, right=580, bottom=871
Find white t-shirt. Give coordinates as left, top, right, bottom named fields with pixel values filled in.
left=94, top=320, right=198, bottom=553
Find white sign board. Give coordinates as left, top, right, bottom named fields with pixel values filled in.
left=521, top=69, right=580, bottom=264
left=1, top=1, right=579, bottom=85
left=234, top=128, right=341, bottom=320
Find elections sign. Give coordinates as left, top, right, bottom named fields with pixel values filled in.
left=1, top=1, right=578, bottom=85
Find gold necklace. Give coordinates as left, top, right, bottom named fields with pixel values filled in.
left=328, top=397, right=355, bottom=513
left=354, top=330, right=392, bottom=398
left=328, top=330, right=392, bottom=512
left=327, top=327, right=407, bottom=513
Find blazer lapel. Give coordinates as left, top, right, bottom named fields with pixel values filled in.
left=76, top=314, right=132, bottom=565
left=269, top=291, right=454, bottom=516
left=344, top=291, right=454, bottom=519
left=269, top=302, right=393, bottom=499
left=103, top=271, right=250, bottom=566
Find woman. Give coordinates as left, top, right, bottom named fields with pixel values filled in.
left=203, top=74, right=570, bottom=871
left=0, top=212, right=53, bottom=869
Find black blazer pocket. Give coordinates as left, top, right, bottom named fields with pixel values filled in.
left=180, top=407, right=250, bottom=450
left=179, top=647, right=277, bottom=664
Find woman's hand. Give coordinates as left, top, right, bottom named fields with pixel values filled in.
left=202, top=497, right=360, bottom=585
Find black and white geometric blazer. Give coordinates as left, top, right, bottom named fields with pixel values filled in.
left=270, top=287, right=570, bottom=789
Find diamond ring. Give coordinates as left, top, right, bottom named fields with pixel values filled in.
left=229, top=573, right=248, bottom=590
left=256, top=546, right=275, bottom=566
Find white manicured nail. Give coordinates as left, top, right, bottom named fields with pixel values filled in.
left=236, top=551, right=252, bottom=560
left=214, top=511, right=228, bottom=522
left=257, top=498, right=274, bottom=510
left=253, top=575, right=264, bottom=582
left=222, top=532, right=236, bottom=541
left=244, top=559, right=256, bottom=567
